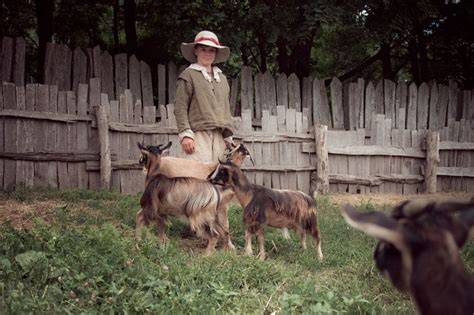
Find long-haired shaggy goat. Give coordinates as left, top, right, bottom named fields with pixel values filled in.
left=208, top=162, right=323, bottom=261
left=342, top=199, right=474, bottom=315
left=137, top=142, right=232, bottom=254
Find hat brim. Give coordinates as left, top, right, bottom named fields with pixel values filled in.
left=181, top=41, right=230, bottom=64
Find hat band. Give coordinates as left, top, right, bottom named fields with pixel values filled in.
left=194, top=36, right=221, bottom=46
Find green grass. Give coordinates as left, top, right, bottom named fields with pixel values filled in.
left=0, top=190, right=472, bottom=314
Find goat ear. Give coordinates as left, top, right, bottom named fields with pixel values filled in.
left=342, top=205, right=406, bottom=251
left=137, top=142, right=146, bottom=150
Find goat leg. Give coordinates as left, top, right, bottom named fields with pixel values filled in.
left=256, top=229, right=266, bottom=261
left=205, top=236, right=218, bottom=255
left=155, top=214, right=169, bottom=242
left=300, top=231, right=307, bottom=250
left=135, top=208, right=149, bottom=240
left=244, top=230, right=253, bottom=256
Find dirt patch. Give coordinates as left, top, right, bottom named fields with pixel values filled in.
left=0, top=199, right=64, bottom=229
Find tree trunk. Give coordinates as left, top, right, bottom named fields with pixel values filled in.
left=35, top=0, right=54, bottom=83
left=124, top=0, right=137, bottom=54
left=381, top=41, right=393, bottom=80
left=276, top=36, right=290, bottom=75
left=113, top=0, right=120, bottom=49
left=292, top=38, right=313, bottom=79
left=257, top=33, right=267, bottom=73
left=408, top=38, right=420, bottom=84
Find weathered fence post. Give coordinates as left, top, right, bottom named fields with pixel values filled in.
left=94, top=105, right=111, bottom=190
left=314, top=124, right=329, bottom=194
left=425, top=130, right=439, bottom=193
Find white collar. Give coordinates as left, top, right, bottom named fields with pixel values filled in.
left=188, top=63, right=222, bottom=82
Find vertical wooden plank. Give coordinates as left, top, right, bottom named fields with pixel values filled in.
left=264, top=71, right=277, bottom=115
left=288, top=73, right=301, bottom=111
left=119, top=92, right=131, bottom=193
left=330, top=77, right=344, bottom=129
left=347, top=131, right=358, bottom=193
left=157, top=64, right=166, bottom=106
left=240, top=66, right=254, bottom=118
left=286, top=108, right=296, bottom=133
left=417, top=82, right=429, bottom=130
left=3, top=83, right=17, bottom=190
left=315, top=125, right=329, bottom=194
left=347, top=83, right=359, bottom=130
left=72, top=47, right=87, bottom=93
left=428, top=82, right=439, bottom=130
left=129, top=55, right=142, bottom=103
left=15, top=86, right=26, bottom=188
left=115, top=53, right=128, bottom=100
left=92, top=45, right=101, bottom=78
left=13, top=37, right=26, bottom=86
left=77, top=84, right=89, bottom=188
left=46, top=85, right=58, bottom=188
left=365, top=82, right=375, bottom=133
left=447, top=80, right=459, bottom=121
left=375, top=80, right=384, bottom=114
left=277, top=105, right=286, bottom=132
left=384, top=79, right=396, bottom=127
left=56, top=91, right=69, bottom=189
left=33, top=84, right=49, bottom=188
left=302, top=76, right=312, bottom=125
left=140, top=60, right=153, bottom=107
left=43, top=43, right=57, bottom=86
left=267, top=115, right=280, bottom=189
left=313, top=79, right=331, bottom=127
left=66, top=91, right=79, bottom=189
left=109, top=100, right=121, bottom=191
left=230, top=78, right=238, bottom=116
left=406, top=82, right=418, bottom=130
left=57, top=45, right=72, bottom=91
left=254, top=72, right=263, bottom=119
left=101, top=51, right=114, bottom=100
left=23, top=84, right=36, bottom=188
left=276, top=73, right=288, bottom=108
left=254, top=142, right=263, bottom=185
left=437, top=84, right=449, bottom=129
left=130, top=99, right=144, bottom=195
left=1, top=37, right=13, bottom=82
left=168, top=61, right=177, bottom=104
left=296, top=112, right=303, bottom=134
left=357, top=78, right=365, bottom=128
left=395, top=82, right=407, bottom=129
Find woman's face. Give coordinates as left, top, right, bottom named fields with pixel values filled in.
left=194, top=45, right=217, bottom=68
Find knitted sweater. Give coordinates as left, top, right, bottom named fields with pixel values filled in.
left=174, top=67, right=234, bottom=138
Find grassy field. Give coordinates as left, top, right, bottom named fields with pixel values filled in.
left=0, top=189, right=472, bottom=314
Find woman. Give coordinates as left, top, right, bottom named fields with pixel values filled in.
left=174, top=30, right=235, bottom=163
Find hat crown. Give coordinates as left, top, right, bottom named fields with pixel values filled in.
left=194, top=31, right=221, bottom=45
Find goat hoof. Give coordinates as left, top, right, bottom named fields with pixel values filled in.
left=257, top=252, right=266, bottom=261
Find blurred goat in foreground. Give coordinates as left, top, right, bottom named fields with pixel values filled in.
left=342, top=199, right=474, bottom=315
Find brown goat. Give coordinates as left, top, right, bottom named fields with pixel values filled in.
left=208, top=162, right=323, bottom=261
left=342, top=199, right=474, bottom=315
left=136, top=142, right=232, bottom=254
left=137, top=142, right=251, bottom=248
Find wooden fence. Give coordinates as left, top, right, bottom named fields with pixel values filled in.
left=1, top=80, right=473, bottom=195
left=2, top=36, right=473, bottom=130
left=1, top=36, right=473, bottom=194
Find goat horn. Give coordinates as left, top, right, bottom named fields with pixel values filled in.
left=137, top=142, right=146, bottom=150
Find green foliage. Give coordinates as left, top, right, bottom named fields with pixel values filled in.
left=1, top=190, right=472, bottom=313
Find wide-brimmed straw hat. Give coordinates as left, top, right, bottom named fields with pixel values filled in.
left=180, top=30, right=230, bottom=64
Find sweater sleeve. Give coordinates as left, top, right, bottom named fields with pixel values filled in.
left=174, top=75, right=194, bottom=133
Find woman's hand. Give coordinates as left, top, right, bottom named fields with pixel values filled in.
left=181, top=137, right=194, bottom=154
